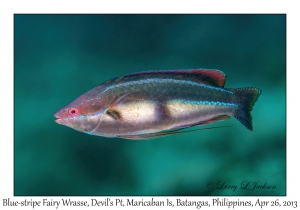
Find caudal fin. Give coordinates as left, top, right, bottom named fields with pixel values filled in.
left=234, top=87, right=262, bottom=131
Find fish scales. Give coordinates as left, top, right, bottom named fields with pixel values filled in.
left=54, top=69, right=261, bottom=140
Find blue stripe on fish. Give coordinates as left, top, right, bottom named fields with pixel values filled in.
left=106, top=99, right=237, bottom=108
left=61, top=78, right=234, bottom=112
left=170, top=99, right=238, bottom=107
left=100, top=78, right=233, bottom=96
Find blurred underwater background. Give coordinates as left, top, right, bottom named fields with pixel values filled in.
left=14, top=14, right=286, bottom=196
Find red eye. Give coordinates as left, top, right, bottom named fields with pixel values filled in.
left=68, top=108, right=79, bottom=116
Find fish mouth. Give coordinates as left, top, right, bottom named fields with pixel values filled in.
left=55, top=118, right=63, bottom=124
left=54, top=112, right=64, bottom=124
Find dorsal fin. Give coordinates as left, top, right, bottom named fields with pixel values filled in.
left=122, top=69, right=227, bottom=87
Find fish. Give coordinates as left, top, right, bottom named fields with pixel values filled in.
left=54, top=69, right=261, bottom=140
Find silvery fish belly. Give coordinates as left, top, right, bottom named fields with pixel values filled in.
left=54, top=69, right=261, bottom=140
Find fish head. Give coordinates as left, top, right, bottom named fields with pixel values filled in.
left=54, top=93, right=107, bottom=134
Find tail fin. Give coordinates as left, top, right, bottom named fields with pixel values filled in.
left=234, top=87, right=262, bottom=131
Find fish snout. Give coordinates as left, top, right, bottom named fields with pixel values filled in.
left=54, top=111, right=66, bottom=125
left=54, top=108, right=68, bottom=124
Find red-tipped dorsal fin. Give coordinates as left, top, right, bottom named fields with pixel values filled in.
left=123, top=69, right=227, bottom=87
left=191, top=69, right=227, bottom=87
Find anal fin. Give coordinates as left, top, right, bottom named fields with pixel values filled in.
left=199, top=115, right=230, bottom=125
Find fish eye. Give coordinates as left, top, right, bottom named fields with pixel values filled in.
left=68, top=108, right=79, bottom=116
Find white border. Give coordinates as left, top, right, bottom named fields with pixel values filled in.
left=1, top=0, right=298, bottom=209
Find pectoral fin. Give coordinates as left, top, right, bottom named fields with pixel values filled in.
left=105, top=93, right=139, bottom=122
left=106, top=109, right=121, bottom=120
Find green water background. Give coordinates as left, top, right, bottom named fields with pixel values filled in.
left=14, top=14, right=286, bottom=196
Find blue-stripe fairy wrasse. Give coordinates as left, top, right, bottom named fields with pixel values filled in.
left=54, top=69, right=261, bottom=140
